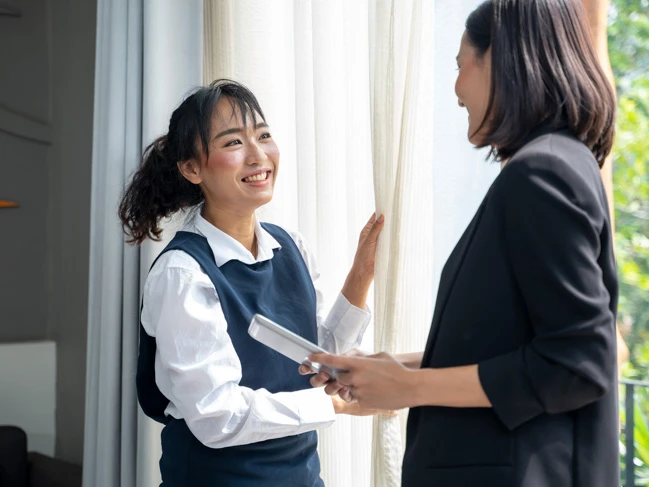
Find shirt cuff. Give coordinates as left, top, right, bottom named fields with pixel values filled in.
left=325, top=293, right=371, bottom=346
left=294, top=388, right=336, bottom=434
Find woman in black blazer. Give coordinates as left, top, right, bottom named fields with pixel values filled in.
left=308, top=0, right=619, bottom=485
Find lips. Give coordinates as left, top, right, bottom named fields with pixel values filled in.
left=242, top=170, right=272, bottom=183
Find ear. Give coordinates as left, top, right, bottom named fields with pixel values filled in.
left=177, top=159, right=202, bottom=185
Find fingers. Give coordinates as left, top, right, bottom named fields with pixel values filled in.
left=359, top=213, right=384, bottom=240
left=365, top=213, right=385, bottom=242
left=299, top=365, right=331, bottom=384
left=365, top=213, right=377, bottom=227
left=339, top=387, right=354, bottom=403
left=324, top=381, right=346, bottom=397
left=311, top=376, right=347, bottom=399
left=298, top=364, right=313, bottom=375
left=308, top=371, right=331, bottom=388
left=344, top=348, right=367, bottom=358
left=357, top=213, right=376, bottom=242
left=361, top=213, right=384, bottom=234
left=308, top=352, right=356, bottom=371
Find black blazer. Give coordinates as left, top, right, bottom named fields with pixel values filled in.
left=402, top=128, right=619, bottom=487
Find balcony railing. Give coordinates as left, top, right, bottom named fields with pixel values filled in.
left=622, top=378, right=649, bottom=487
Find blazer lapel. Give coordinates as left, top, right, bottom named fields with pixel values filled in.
left=421, top=200, right=488, bottom=366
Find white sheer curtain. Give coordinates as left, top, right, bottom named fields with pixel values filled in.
left=369, top=1, right=436, bottom=484
left=203, top=2, right=376, bottom=485
left=84, top=1, right=203, bottom=487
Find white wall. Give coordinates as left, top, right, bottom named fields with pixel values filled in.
left=0, top=342, right=56, bottom=456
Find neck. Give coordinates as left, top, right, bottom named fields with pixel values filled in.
left=201, top=204, right=257, bottom=256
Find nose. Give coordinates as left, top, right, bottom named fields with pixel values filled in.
left=458, top=99, right=465, bottom=108
left=246, top=139, right=267, bottom=165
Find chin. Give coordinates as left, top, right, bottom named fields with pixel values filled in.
left=467, top=129, right=478, bottom=145
left=256, top=192, right=274, bottom=207
left=467, top=125, right=485, bottom=146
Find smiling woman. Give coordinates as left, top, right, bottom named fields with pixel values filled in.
left=118, top=80, right=273, bottom=245
left=117, top=79, right=387, bottom=487
left=174, top=95, right=280, bottom=234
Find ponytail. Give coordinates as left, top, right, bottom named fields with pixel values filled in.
left=118, top=135, right=202, bottom=245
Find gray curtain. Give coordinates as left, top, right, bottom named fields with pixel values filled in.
left=83, top=1, right=202, bottom=486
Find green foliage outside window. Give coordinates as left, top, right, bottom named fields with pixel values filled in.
left=610, top=0, right=649, bottom=378
left=609, top=0, right=649, bottom=484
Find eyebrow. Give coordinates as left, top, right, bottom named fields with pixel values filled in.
left=214, top=123, right=269, bottom=140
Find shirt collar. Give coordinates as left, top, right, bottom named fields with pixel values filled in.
left=190, top=211, right=281, bottom=267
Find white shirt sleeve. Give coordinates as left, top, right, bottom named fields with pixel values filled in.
left=287, top=230, right=372, bottom=354
left=141, top=252, right=335, bottom=449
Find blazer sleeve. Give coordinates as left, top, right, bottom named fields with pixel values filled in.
left=478, top=154, right=617, bottom=431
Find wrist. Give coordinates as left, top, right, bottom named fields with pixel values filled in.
left=347, top=265, right=372, bottom=289
left=397, top=352, right=424, bottom=369
left=408, top=368, right=436, bottom=408
left=341, top=269, right=371, bottom=309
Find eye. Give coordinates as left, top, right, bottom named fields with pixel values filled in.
left=225, top=139, right=242, bottom=147
left=259, top=132, right=272, bottom=140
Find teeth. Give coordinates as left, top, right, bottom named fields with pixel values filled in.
left=244, top=172, right=269, bottom=182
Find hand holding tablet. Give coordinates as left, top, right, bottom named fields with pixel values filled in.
left=248, top=314, right=346, bottom=380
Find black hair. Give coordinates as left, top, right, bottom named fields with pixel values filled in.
left=119, top=79, right=266, bottom=244
left=465, top=0, right=616, bottom=164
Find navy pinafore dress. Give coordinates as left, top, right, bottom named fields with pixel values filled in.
left=137, top=224, right=324, bottom=487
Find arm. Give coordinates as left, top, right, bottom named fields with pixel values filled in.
left=395, top=352, right=424, bottom=369
left=291, top=231, right=370, bottom=353
left=311, top=157, right=616, bottom=422
left=478, top=157, right=617, bottom=430
left=291, top=214, right=384, bottom=354
left=141, top=255, right=335, bottom=449
left=307, top=352, right=491, bottom=410
left=341, top=270, right=373, bottom=312
left=412, top=365, right=490, bottom=408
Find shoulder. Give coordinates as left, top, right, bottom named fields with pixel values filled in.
left=150, top=249, right=203, bottom=273
left=142, top=249, right=216, bottom=317
left=495, top=131, right=606, bottom=210
left=507, top=131, right=600, bottom=185
left=489, top=131, right=609, bottom=234
left=145, top=249, right=208, bottom=291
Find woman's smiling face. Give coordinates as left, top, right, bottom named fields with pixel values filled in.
left=455, top=31, right=492, bottom=145
left=179, top=96, right=280, bottom=215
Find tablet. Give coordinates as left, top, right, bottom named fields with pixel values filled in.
left=248, top=313, right=345, bottom=379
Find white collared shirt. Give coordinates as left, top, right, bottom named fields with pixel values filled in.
left=141, top=211, right=371, bottom=449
